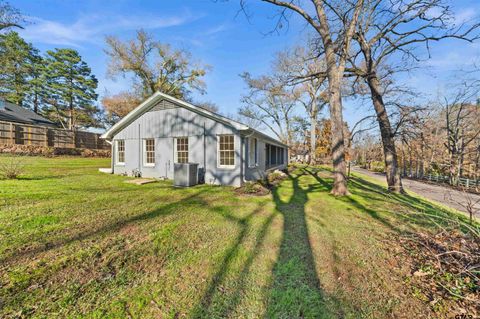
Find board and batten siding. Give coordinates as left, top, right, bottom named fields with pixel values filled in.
left=111, top=99, right=244, bottom=186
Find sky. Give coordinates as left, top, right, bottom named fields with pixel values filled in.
left=12, top=0, right=480, bottom=134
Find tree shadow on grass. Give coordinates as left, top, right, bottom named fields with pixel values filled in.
left=347, top=176, right=475, bottom=233
left=189, top=204, right=277, bottom=318
left=304, top=168, right=401, bottom=233
left=189, top=168, right=340, bottom=318
left=0, top=188, right=213, bottom=266
left=264, top=169, right=335, bottom=319
left=306, top=166, right=473, bottom=234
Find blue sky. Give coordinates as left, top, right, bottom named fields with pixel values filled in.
left=13, top=0, right=480, bottom=132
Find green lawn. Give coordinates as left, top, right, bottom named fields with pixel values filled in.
left=0, top=156, right=475, bottom=318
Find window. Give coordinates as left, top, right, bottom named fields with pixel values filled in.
left=143, top=139, right=155, bottom=166
left=116, top=140, right=125, bottom=165
left=218, top=135, right=235, bottom=167
left=176, top=137, right=189, bottom=163
left=248, top=137, right=257, bottom=167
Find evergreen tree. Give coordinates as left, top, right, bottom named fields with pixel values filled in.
left=0, top=31, right=47, bottom=113
left=0, top=31, right=34, bottom=106
left=25, top=50, right=47, bottom=113
left=44, top=49, right=100, bottom=129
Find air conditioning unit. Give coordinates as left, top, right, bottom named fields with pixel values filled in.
left=174, top=163, right=199, bottom=187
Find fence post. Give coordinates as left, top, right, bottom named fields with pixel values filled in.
left=10, top=123, right=14, bottom=144
left=44, top=127, right=48, bottom=147
left=466, top=179, right=470, bottom=188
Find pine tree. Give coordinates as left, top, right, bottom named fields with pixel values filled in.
left=0, top=31, right=47, bottom=113
left=0, top=31, right=34, bottom=106
left=44, top=49, right=100, bottom=129
left=25, top=50, right=46, bottom=113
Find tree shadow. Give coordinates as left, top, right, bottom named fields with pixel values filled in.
left=264, top=169, right=334, bottom=318
left=306, top=166, right=473, bottom=233
left=0, top=189, right=211, bottom=265
left=347, top=176, right=474, bottom=232
left=303, top=167, right=400, bottom=233
left=189, top=168, right=338, bottom=318
left=189, top=204, right=277, bottom=318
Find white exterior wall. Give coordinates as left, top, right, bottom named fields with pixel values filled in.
left=111, top=101, right=244, bottom=186
left=244, top=132, right=288, bottom=182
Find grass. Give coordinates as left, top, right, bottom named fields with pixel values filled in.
left=0, top=156, right=476, bottom=318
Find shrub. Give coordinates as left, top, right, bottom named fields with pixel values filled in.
left=267, top=170, right=288, bottom=186
left=0, top=156, right=25, bottom=179
left=370, top=161, right=385, bottom=173
left=243, top=181, right=259, bottom=194
left=236, top=181, right=270, bottom=196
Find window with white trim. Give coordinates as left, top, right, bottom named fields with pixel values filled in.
left=248, top=137, right=257, bottom=167
left=175, top=137, right=189, bottom=163
left=218, top=135, right=235, bottom=167
left=143, top=139, right=155, bottom=166
left=116, top=140, right=125, bottom=165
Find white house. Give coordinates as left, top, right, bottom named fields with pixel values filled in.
left=101, top=92, right=288, bottom=186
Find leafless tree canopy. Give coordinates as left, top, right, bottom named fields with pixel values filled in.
left=104, top=30, right=210, bottom=100
left=240, top=70, right=299, bottom=145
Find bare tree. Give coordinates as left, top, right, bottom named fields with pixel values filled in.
left=277, top=45, right=329, bottom=164
left=101, top=91, right=142, bottom=125
left=244, top=0, right=365, bottom=195
left=0, top=1, right=23, bottom=32
left=442, top=83, right=480, bottom=185
left=240, top=72, right=298, bottom=145
left=104, top=29, right=210, bottom=100
left=347, top=0, right=480, bottom=193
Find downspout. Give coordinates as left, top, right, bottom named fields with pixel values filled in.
left=138, top=124, right=141, bottom=174
left=203, top=122, right=206, bottom=183
left=240, top=136, right=244, bottom=184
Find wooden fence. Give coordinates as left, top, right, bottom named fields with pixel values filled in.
left=0, top=120, right=108, bottom=149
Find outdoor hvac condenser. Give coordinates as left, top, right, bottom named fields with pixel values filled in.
left=174, top=163, right=199, bottom=187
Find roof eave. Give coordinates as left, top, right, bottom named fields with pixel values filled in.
left=240, top=128, right=288, bottom=148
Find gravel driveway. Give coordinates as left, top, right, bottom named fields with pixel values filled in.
left=352, top=167, right=480, bottom=218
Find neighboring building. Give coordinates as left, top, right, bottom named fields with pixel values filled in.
left=101, top=92, right=288, bottom=186
left=0, top=99, right=56, bottom=127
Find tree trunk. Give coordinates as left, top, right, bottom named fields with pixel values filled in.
left=34, top=92, right=38, bottom=114
left=309, top=94, right=319, bottom=166
left=310, top=114, right=317, bottom=165
left=366, top=74, right=404, bottom=193
left=68, top=104, right=73, bottom=130
left=328, top=71, right=348, bottom=196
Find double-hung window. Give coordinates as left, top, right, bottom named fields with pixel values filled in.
left=218, top=135, right=235, bottom=168
left=175, top=137, right=189, bottom=163
left=116, top=140, right=125, bottom=165
left=248, top=137, right=257, bottom=167
left=143, top=139, right=155, bottom=166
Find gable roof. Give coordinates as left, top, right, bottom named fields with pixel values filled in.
left=0, top=100, right=56, bottom=127
left=101, top=92, right=288, bottom=147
